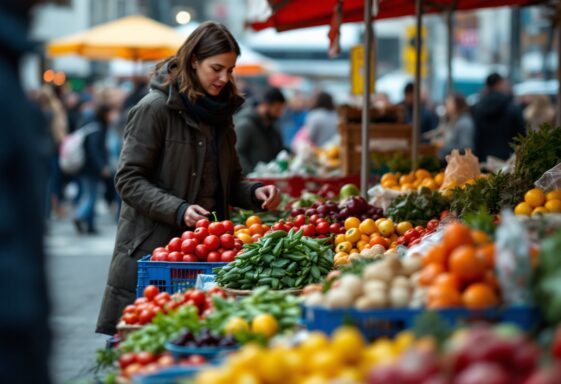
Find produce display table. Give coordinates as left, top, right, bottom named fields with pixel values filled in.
left=246, top=175, right=360, bottom=198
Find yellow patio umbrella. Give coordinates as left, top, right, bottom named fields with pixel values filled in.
left=47, top=15, right=186, bottom=61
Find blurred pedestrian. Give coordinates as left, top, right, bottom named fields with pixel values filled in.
left=73, top=103, right=119, bottom=234
left=523, top=94, right=555, bottom=130
left=123, top=77, right=148, bottom=111
left=35, top=85, right=68, bottom=219
left=236, top=87, right=287, bottom=173
left=438, top=92, right=475, bottom=159
left=96, top=21, right=280, bottom=335
left=0, top=0, right=51, bottom=382
left=400, top=82, right=439, bottom=141
left=304, top=91, right=338, bottom=147
left=473, top=73, right=525, bottom=160
left=279, top=90, right=308, bottom=146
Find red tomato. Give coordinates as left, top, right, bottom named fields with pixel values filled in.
left=396, top=236, right=406, bottom=245
left=203, top=235, right=220, bottom=251
left=234, top=239, right=243, bottom=248
left=251, top=234, right=261, bottom=242
left=403, top=228, right=420, bottom=243
left=222, top=220, right=235, bottom=234
left=195, top=244, right=209, bottom=261
left=221, top=250, right=236, bottom=262
left=123, top=305, right=136, bottom=315
left=182, top=254, right=198, bottom=262
left=196, top=219, right=210, bottom=228
left=163, top=300, right=180, bottom=313
left=316, top=221, right=330, bottom=235
left=143, top=285, right=160, bottom=301
left=154, top=292, right=171, bottom=302
left=152, top=251, right=168, bottom=262
left=122, top=312, right=138, bottom=325
left=272, top=222, right=286, bottom=232
left=136, top=351, right=157, bottom=366
left=302, top=224, right=316, bottom=237
left=329, top=223, right=341, bottom=234
left=138, top=309, right=154, bottom=325
left=410, top=238, right=421, bottom=246
left=167, top=237, right=182, bottom=252
left=152, top=247, right=166, bottom=255
left=167, top=251, right=182, bottom=262
left=118, top=352, right=137, bottom=369
left=294, top=214, right=306, bottom=227
left=194, top=227, right=208, bottom=242
left=208, top=222, right=225, bottom=236
left=207, top=251, right=221, bottom=263
left=187, top=354, right=206, bottom=365
left=309, top=214, right=320, bottom=225
left=427, top=219, right=440, bottom=231
left=181, top=231, right=197, bottom=241
left=440, top=210, right=450, bottom=220
left=181, top=239, right=198, bottom=254
left=134, top=297, right=148, bottom=305
left=190, top=290, right=206, bottom=308
left=208, top=287, right=226, bottom=298
left=219, top=234, right=235, bottom=249
left=415, top=226, right=425, bottom=233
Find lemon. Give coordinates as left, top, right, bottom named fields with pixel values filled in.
left=377, top=219, right=395, bottom=237
left=251, top=314, right=278, bottom=338
left=396, top=221, right=413, bottom=235
left=545, top=199, right=561, bottom=213
left=525, top=188, right=546, bottom=208
left=330, top=326, right=366, bottom=364
left=546, top=190, right=561, bottom=201
left=532, top=206, right=549, bottom=216
left=256, top=350, right=288, bottom=383
left=299, top=332, right=330, bottom=356
left=224, top=317, right=250, bottom=335
left=514, top=202, right=533, bottom=216
left=308, top=350, right=341, bottom=377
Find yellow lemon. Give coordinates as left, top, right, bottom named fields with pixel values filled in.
left=251, top=314, right=278, bottom=338
left=377, top=219, right=395, bottom=237
left=546, top=190, right=561, bottom=201
left=331, top=326, right=366, bottom=364
left=532, top=206, right=549, bottom=216
left=545, top=199, right=561, bottom=213
left=224, top=317, right=250, bottom=335
left=514, top=202, right=533, bottom=216
left=396, top=221, right=413, bottom=235
left=525, top=188, right=546, bottom=208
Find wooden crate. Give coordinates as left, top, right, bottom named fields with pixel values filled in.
left=337, top=104, right=405, bottom=124
left=339, top=122, right=436, bottom=176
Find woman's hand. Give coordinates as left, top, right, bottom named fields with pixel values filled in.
left=183, top=205, right=209, bottom=227
left=254, top=185, right=281, bottom=211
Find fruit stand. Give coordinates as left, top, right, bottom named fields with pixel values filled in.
left=94, top=125, right=561, bottom=384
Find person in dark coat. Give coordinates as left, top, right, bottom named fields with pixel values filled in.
left=96, top=22, right=281, bottom=335
left=235, top=87, right=287, bottom=174
left=73, top=104, right=118, bottom=234
left=472, top=73, right=526, bottom=160
left=401, top=82, right=439, bottom=142
left=0, top=1, right=51, bottom=382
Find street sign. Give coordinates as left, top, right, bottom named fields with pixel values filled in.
left=403, top=26, right=428, bottom=76
left=350, top=44, right=375, bottom=95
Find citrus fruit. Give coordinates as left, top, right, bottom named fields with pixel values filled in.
left=442, top=222, right=473, bottom=252
left=427, top=285, right=462, bottom=309
left=396, top=221, right=413, bottom=235
left=524, top=188, right=546, bottom=208
left=299, top=332, right=330, bottom=355
left=532, top=206, right=549, bottom=216
left=236, top=233, right=253, bottom=244
left=331, top=326, right=366, bottom=363
left=344, top=228, right=361, bottom=243
left=462, top=283, right=499, bottom=309
left=476, top=243, right=496, bottom=269
left=418, top=262, right=445, bottom=286
left=448, top=245, right=485, bottom=282
left=381, top=173, right=396, bottom=184
left=377, top=219, right=394, bottom=237
left=422, top=244, right=448, bottom=267
left=415, top=168, right=431, bottom=180
left=434, top=172, right=445, bottom=185
left=433, top=272, right=462, bottom=291
left=381, top=179, right=398, bottom=188
left=546, top=190, right=561, bottom=201
left=514, top=202, right=533, bottom=216
left=251, top=314, right=278, bottom=338
left=359, top=219, right=377, bottom=235
left=470, top=230, right=490, bottom=246
left=224, top=317, right=250, bottom=335
left=400, top=174, right=415, bottom=185
left=344, top=217, right=360, bottom=230
left=545, top=199, right=561, bottom=213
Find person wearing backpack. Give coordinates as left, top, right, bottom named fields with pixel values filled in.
left=73, top=103, right=119, bottom=234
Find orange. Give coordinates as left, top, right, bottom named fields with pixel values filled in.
left=369, top=235, right=389, bottom=249
left=427, top=285, right=462, bottom=309
left=434, top=172, right=445, bottom=185
left=462, top=283, right=499, bottom=309
left=381, top=173, right=396, bottom=184
left=448, top=245, right=485, bottom=283
left=433, top=272, right=462, bottom=291
left=484, top=270, right=500, bottom=291
left=422, top=244, right=448, bottom=267
left=249, top=223, right=266, bottom=236
left=382, top=179, right=398, bottom=189
left=442, top=222, right=473, bottom=252
left=524, top=188, right=546, bottom=208
left=471, top=230, right=490, bottom=246
left=399, top=174, right=415, bottom=185
left=415, top=168, right=431, bottom=180
left=246, top=215, right=262, bottom=227
left=418, top=262, right=445, bottom=286
left=476, top=243, right=496, bottom=269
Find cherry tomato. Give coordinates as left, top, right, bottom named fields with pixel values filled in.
left=122, top=312, right=138, bottom=325
left=207, top=251, right=221, bottom=263
left=302, top=224, right=316, bottom=237
left=203, top=235, right=220, bottom=251
left=294, top=214, right=306, bottom=227
left=122, top=305, right=136, bottom=315
left=167, top=237, right=182, bottom=252
left=403, top=228, right=420, bottom=244
left=182, top=254, right=198, bottom=262
left=329, top=223, right=341, bottom=234
left=309, top=214, right=320, bottom=225
left=118, top=352, right=137, bottom=369
left=138, top=309, right=154, bottom=325
left=143, top=285, right=159, bottom=301
left=136, top=351, right=157, bottom=366
left=208, top=222, right=225, bottom=236
left=190, top=290, right=206, bottom=308
left=426, top=219, right=440, bottom=231
left=316, top=221, right=330, bottom=235
left=219, top=234, right=235, bottom=249
left=196, top=219, right=210, bottom=228
left=194, top=227, right=208, bottom=242
left=195, top=244, right=209, bottom=261
left=221, top=250, right=236, bottom=262
left=222, top=220, right=235, bottom=234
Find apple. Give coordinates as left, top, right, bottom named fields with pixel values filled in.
left=340, top=183, right=360, bottom=199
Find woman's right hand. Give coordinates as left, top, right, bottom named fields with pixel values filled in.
left=183, top=204, right=210, bottom=227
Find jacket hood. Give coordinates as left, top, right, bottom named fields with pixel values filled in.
left=477, top=91, right=512, bottom=117
left=0, top=7, right=34, bottom=60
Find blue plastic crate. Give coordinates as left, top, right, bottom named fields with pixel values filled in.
left=165, top=342, right=239, bottom=361
left=133, top=365, right=208, bottom=384
left=136, top=254, right=228, bottom=297
left=302, top=305, right=540, bottom=341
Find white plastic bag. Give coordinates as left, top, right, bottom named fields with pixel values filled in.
left=535, top=162, right=561, bottom=192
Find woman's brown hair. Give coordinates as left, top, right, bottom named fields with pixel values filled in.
left=154, top=21, right=241, bottom=102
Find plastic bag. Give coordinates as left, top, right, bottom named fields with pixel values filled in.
left=368, top=185, right=403, bottom=211
left=535, top=162, right=561, bottom=192
left=441, top=149, right=481, bottom=190
left=495, top=210, right=532, bottom=305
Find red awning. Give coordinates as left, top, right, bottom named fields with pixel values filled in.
left=249, top=0, right=545, bottom=32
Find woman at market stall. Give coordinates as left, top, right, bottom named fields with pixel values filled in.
left=438, top=92, right=475, bottom=160
left=96, top=21, right=281, bottom=335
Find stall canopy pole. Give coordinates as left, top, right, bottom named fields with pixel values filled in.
left=412, top=0, right=423, bottom=170
left=446, top=7, right=454, bottom=96
left=557, top=14, right=561, bottom=127
left=361, top=0, right=374, bottom=198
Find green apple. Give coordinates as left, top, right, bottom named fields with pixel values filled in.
left=340, top=184, right=360, bottom=199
